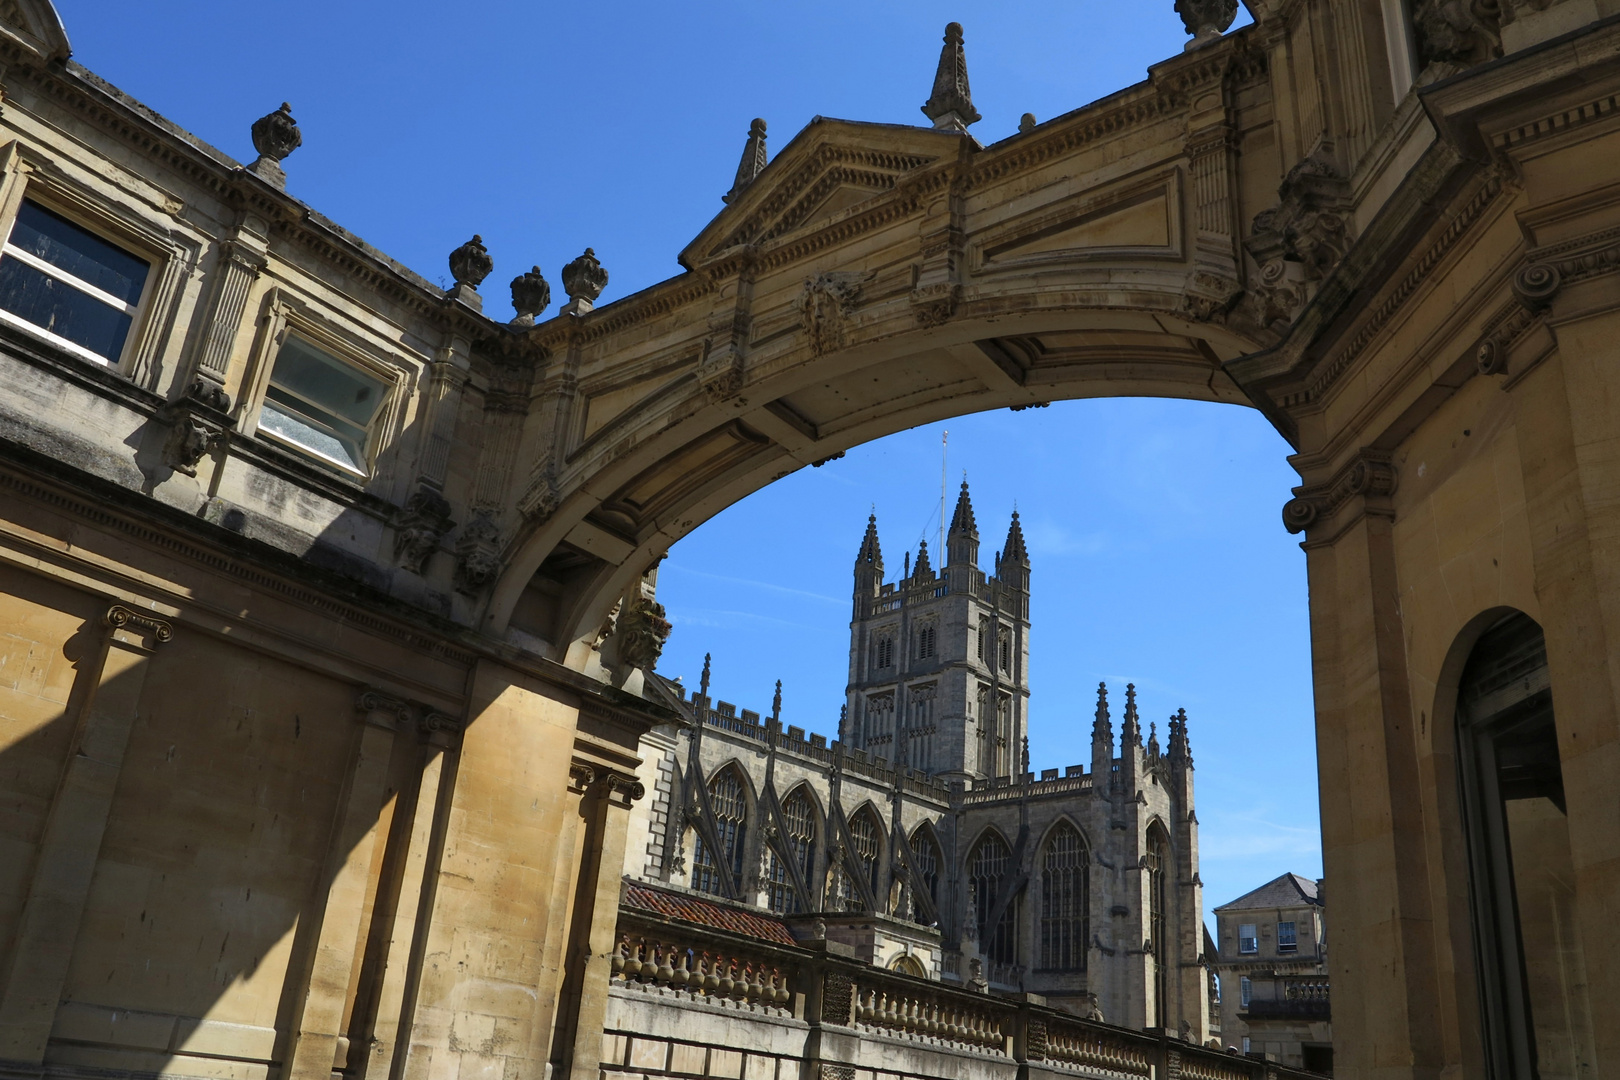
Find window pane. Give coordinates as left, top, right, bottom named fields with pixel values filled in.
left=9, top=201, right=148, bottom=304
left=1277, top=921, right=1297, bottom=950
left=259, top=394, right=366, bottom=471
left=0, top=255, right=134, bottom=361
left=1239, top=923, right=1258, bottom=953
left=272, top=336, right=387, bottom=427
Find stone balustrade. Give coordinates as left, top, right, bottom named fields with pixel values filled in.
left=1036, top=1015, right=1155, bottom=1078
left=611, top=934, right=794, bottom=1016
left=844, top=969, right=1013, bottom=1053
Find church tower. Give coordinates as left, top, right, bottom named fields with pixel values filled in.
left=844, top=482, right=1032, bottom=782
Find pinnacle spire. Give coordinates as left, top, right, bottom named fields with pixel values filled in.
left=1002, top=510, right=1029, bottom=565
left=1123, top=682, right=1142, bottom=746
left=921, top=22, right=981, bottom=131
left=949, top=480, right=978, bottom=537
left=856, top=514, right=883, bottom=569
left=1147, top=721, right=1161, bottom=758
left=914, top=538, right=933, bottom=578
left=1170, top=707, right=1192, bottom=765
left=723, top=118, right=768, bottom=204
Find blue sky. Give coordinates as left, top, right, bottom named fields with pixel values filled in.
left=60, top=1, right=1315, bottom=923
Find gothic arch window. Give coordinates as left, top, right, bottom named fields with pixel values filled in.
left=915, top=623, right=936, bottom=659
left=998, top=626, right=1011, bottom=673
left=1039, top=820, right=1089, bottom=971
left=1146, top=823, right=1170, bottom=1025
left=1455, top=611, right=1592, bottom=1080
left=874, top=633, right=895, bottom=670
left=909, top=824, right=941, bottom=916
left=969, top=831, right=1019, bottom=968
left=691, top=767, right=748, bottom=897
left=766, top=786, right=817, bottom=915
left=836, top=808, right=883, bottom=912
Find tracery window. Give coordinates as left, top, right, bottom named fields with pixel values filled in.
left=691, top=768, right=747, bottom=897
left=909, top=825, right=941, bottom=920
left=874, top=634, right=895, bottom=669
left=837, top=810, right=882, bottom=912
left=969, top=832, right=1019, bottom=967
left=915, top=623, right=936, bottom=659
left=766, top=787, right=817, bottom=914
left=1147, top=825, right=1170, bottom=1024
left=998, top=627, right=1011, bottom=673
left=1039, top=821, right=1089, bottom=971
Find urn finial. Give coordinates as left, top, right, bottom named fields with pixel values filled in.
left=1176, top=0, right=1239, bottom=49
left=248, top=102, right=301, bottom=189
left=561, top=248, right=609, bottom=316
left=724, top=118, right=769, bottom=204
left=447, top=235, right=493, bottom=311
left=509, top=266, right=551, bottom=327
left=921, top=22, right=980, bottom=132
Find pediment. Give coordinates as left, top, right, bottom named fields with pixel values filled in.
left=681, top=118, right=954, bottom=266
left=0, top=0, right=69, bottom=62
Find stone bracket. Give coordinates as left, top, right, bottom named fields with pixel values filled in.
left=1282, top=449, right=1398, bottom=534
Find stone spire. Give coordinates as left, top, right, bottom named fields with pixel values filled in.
left=920, top=22, right=981, bottom=132
left=1092, top=682, right=1113, bottom=778
left=723, top=118, right=769, bottom=204
left=998, top=510, right=1030, bottom=592
left=947, top=479, right=980, bottom=567
left=854, top=513, right=884, bottom=601
left=1147, top=721, right=1161, bottom=759
left=1122, top=682, right=1142, bottom=747
left=913, top=538, right=934, bottom=579
left=1169, top=707, right=1192, bottom=767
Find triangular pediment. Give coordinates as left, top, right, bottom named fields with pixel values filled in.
left=681, top=118, right=955, bottom=267
left=0, top=0, right=69, bottom=62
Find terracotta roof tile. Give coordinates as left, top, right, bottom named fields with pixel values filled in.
left=623, top=882, right=797, bottom=946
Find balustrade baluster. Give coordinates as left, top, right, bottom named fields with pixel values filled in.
left=655, top=943, right=675, bottom=984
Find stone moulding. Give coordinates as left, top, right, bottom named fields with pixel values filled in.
left=1282, top=450, right=1398, bottom=534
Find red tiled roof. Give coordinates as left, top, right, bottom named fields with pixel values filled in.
left=623, top=882, right=797, bottom=946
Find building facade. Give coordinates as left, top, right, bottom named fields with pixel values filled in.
left=624, top=492, right=1211, bottom=1039
left=1212, top=875, right=1331, bottom=1072
left=0, top=3, right=1619, bottom=1080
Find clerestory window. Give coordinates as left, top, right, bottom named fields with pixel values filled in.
left=1039, top=821, right=1089, bottom=971
left=0, top=200, right=151, bottom=366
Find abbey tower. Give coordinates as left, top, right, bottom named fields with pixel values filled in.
left=843, top=482, right=1031, bottom=782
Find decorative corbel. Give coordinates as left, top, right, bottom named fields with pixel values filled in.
left=355, top=688, right=412, bottom=730
left=158, top=376, right=235, bottom=476
left=453, top=512, right=503, bottom=594
left=1282, top=449, right=1398, bottom=534
left=599, top=771, right=646, bottom=804
left=393, top=488, right=454, bottom=575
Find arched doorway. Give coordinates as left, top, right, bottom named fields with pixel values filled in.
left=1455, top=612, right=1593, bottom=1080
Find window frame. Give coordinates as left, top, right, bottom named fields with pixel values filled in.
left=1276, top=920, right=1298, bottom=953
left=0, top=155, right=189, bottom=383
left=240, top=295, right=407, bottom=481
left=1238, top=923, right=1258, bottom=954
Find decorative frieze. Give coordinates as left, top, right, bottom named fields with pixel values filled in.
left=1282, top=450, right=1398, bottom=534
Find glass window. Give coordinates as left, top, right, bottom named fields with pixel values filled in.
left=766, top=787, right=816, bottom=915
left=1039, top=821, right=1089, bottom=971
left=259, top=334, right=388, bottom=474
left=1240, top=976, right=1252, bottom=1008
left=691, top=768, right=747, bottom=897
left=1239, top=923, right=1258, bottom=954
left=1277, top=920, right=1297, bottom=952
left=910, top=825, right=940, bottom=919
left=0, top=200, right=150, bottom=364
left=969, top=831, right=1019, bottom=967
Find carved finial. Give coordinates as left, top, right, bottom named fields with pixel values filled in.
left=509, top=266, right=551, bottom=327
left=1147, top=721, right=1161, bottom=758
left=700, top=652, right=712, bottom=699
left=1021, top=736, right=1030, bottom=775
left=914, top=539, right=932, bottom=578
left=772, top=679, right=783, bottom=724
left=1123, top=682, right=1142, bottom=745
left=561, top=248, right=609, bottom=316
left=448, top=234, right=493, bottom=299
left=1175, top=0, right=1239, bottom=49
left=921, top=22, right=981, bottom=131
left=1019, top=113, right=1036, bottom=134
left=248, top=103, right=301, bottom=188
left=724, top=118, right=769, bottom=204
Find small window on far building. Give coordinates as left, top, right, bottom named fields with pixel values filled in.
left=874, top=635, right=894, bottom=669
left=1240, top=976, right=1252, bottom=1008
left=916, top=624, right=936, bottom=659
left=259, top=334, right=389, bottom=475
left=0, top=199, right=151, bottom=366
left=1242, top=1037, right=1251, bottom=1055
left=998, top=627, right=1011, bottom=673
left=1277, top=920, right=1297, bottom=953
left=1238, top=923, right=1258, bottom=954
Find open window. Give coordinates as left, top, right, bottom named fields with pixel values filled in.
left=1456, top=612, right=1594, bottom=1080
left=0, top=199, right=151, bottom=367
left=257, top=333, right=390, bottom=475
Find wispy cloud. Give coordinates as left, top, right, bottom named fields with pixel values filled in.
left=1197, top=809, right=1321, bottom=861
left=1023, top=519, right=1110, bottom=557
left=664, top=564, right=844, bottom=605
left=673, top=608, right=828, bottom=632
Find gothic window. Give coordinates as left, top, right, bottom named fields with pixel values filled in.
left=1455, top=611, right=1592, bottom=1080
left=998, top=626, right=1011, bottom=673
left=691, top=768, right=747, bottom=897
left=836, top=809, right=882, bottom=912
left=1039, top=821, right=1089, bottom=971
left=1147, top=824, right=1170, bottom=1025
left=969, top=831, right=1019, bottom=967
left=766, top=787, right=817, bottom=914
left=915, top=623, right=936, bottom=659
left=909, top=825, right=941, bottom=918
left=874, top=634, right=895, bottom=669
left=977, top=616, right=989, bottom=661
